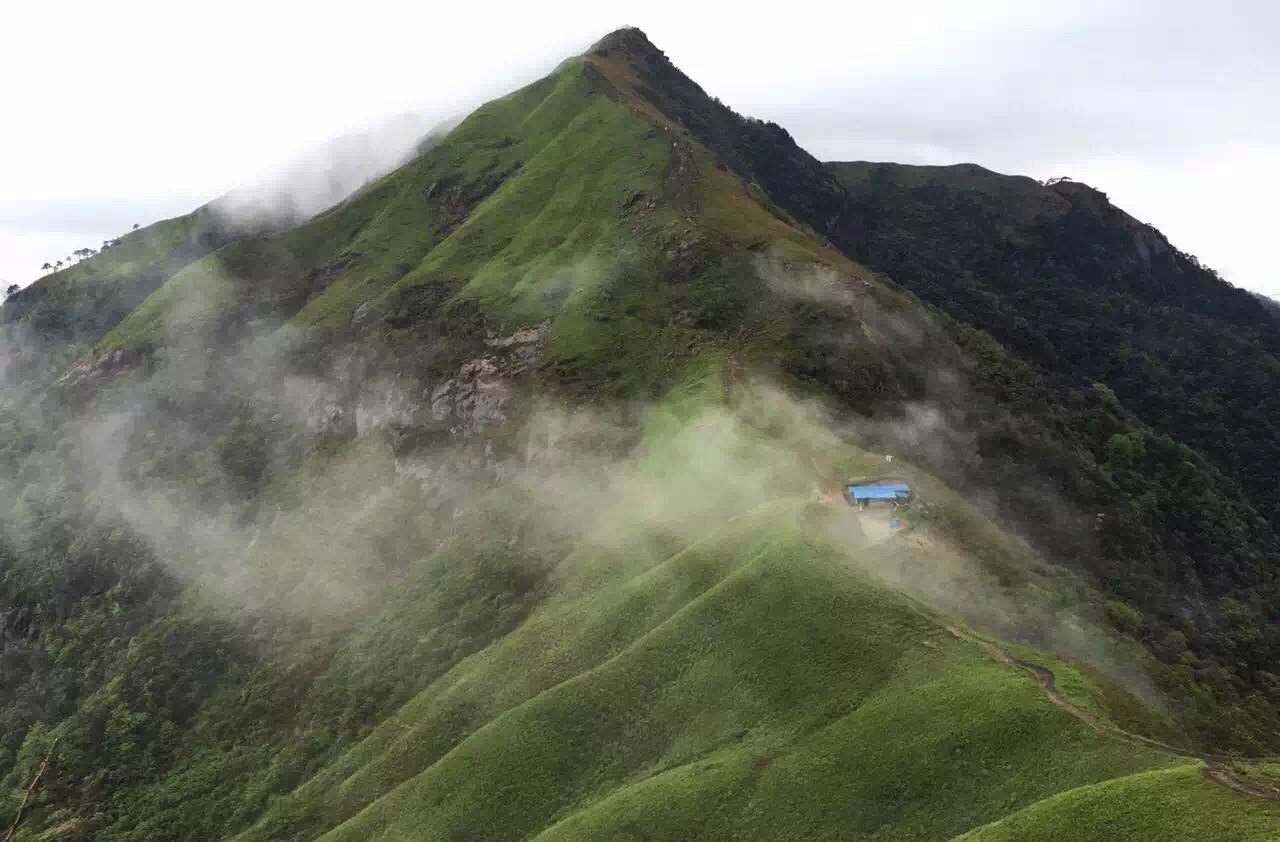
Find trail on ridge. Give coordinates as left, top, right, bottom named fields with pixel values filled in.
left=849, top=504, right=1280, bottom=803
left=941, top=623, right=1280, bottom=803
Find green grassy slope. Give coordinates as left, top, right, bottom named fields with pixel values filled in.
left=95, top=61, right=674, bottom=355
left=93, top=43, right=874, bottom=397
left=2, top=209, right=236, bottom=356
left=823, top=158, right=1280, bottom=751
left=222, top=502, right=1256, bottom=842
left=955, top=765, right=1280, bottom=842
left=5, top=27, right=1280, bottom=842
left=542, top=29, right=1280, bottom=752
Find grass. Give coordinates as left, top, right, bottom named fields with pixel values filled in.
left=30, top=31, right=1280, bottom=842
left=29, top=212, right=209, bottom=292
left=228, top=391, right=1266, bottom=841
left=76, top=371, right=1274, bottom=842
left=99, top=182, right=402, bottom=352
left=954, top=764, right=1280, bottom=842
left=90, top=47, right=886, bottom=404
left=222, top=500, right=1216, bottom=842
left=995, top=637, right=1186, bottom=747
left=6, top=211, right=234, bottom=354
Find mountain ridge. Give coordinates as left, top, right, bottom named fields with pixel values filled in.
left=3, top=29, right=1276, bottom=753
left=0, top=27, right=1276, bottom=841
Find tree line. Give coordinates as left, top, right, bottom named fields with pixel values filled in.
left=37, top=224, right=141, bottom=275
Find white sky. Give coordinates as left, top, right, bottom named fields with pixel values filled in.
left=2, top=0, right=1277, bottom=295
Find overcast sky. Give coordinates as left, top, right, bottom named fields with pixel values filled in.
left=3, top=1, right=1277, bottom=295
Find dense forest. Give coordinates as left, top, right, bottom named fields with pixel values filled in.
left=826, top=162, right=1280, bottom=749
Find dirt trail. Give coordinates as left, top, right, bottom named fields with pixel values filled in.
left=842, top=499, right=1280, bottom=803
left=943, top=624, right=1280, bottom=803
left=721, top=351, right=746, bottom=395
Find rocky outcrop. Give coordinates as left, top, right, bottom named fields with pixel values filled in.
left=429, top=321, right=549, bottom=438
left=57, top=347, right=138, bottom=391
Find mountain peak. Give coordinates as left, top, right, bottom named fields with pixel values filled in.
left=6, top=20, right=1280, bottom=841
left=587, top=27, right=665, bottom=62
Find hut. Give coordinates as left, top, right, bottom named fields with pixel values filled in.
left=845, top=482, right=912, bottom=511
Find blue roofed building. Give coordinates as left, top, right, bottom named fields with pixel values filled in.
left=845, top=483, right=912, bottom=509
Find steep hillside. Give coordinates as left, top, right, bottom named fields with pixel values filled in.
left=830, top=160, right=1280, bottom=520
left=1, top=208, right=237, bottom=381
left=548, top=32, right=1280, bottom=748
left=956, top=764, right=1280, bottom=842
left=239, top=507, right=1190, bottom=842
left=0, top=26, right=1277, bottom=842
left=824, top=161, right=1280, bottom=749
left=86, top=43, right=852, bottom=397
left=568, top=29, right=1280, bottom=753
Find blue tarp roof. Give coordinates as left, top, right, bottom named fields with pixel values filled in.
left=848, top=484, right=911, bottom=501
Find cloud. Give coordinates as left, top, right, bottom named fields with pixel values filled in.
left=4, top=2, right=1278, bottom=293
left=0, top=242, right=1176, bottom=756
left=745, top=1, right=1280, bottom=163
left=0, top=197, right=204, bottom=236
left=210, top=112, right=456, bottom=228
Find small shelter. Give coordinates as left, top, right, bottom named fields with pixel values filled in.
left=845, top=482, right=912, bottom=510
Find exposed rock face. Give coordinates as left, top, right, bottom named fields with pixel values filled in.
left=290, top=321, right=551, bottom=445
left=483, top=323, right=547, bottom=351
left=355, top=379, right=420, bottom=437
left=58, top=348, right=135, bottom=389
left=429, top=321, right=549, bottom=438
left=432, top=357, right=511, bottom=434
left=306, top=390, right=357, bottom=439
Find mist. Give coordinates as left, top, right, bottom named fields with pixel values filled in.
left=754, top=258, right=1166, bottom=705
left=210, top=112, right=462, bottom=230
left=0, top=243, right=1179, bottom=819
left=11, top=303, right=1161, bottom=710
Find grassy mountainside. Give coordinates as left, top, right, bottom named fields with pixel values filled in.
left=252, top=507, right=1185, bottom=842
left=90, top=44, right=847, bottom=395
left=1, top=209, right=237, bottom=378
left=572, top=29, right=1280, bottom=752
left=0, top=26, right=1277, bottom=842
left=957, top=765, right=1280, bottom=842
left=549, top=32, right=1280, bottom=748
left=824, top=161, right=1280, bottom=750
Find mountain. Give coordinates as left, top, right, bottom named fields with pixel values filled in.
left=0, top=28, right=1276, bottom=841
left=829, top=160, right=1280, bottom=522
left=1249, top=290, right=1280, bottom=315
left=1, top=208, right=238, bottom=380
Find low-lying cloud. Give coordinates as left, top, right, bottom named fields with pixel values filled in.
left=211, top=112, right=458, bottom=230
